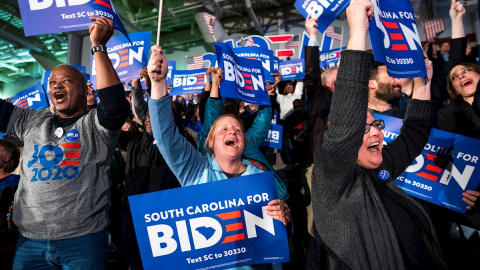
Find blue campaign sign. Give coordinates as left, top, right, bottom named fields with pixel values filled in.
left=261, top=124, right=283, bottom=149
left=167, top=61, right=176, bottom=87
left=279, top=59, right=305, bottom=81
left=273, top=57, right=280, bottom=74
left=128, top=171, right=290, bottom=270
left=369, top=0, right=426, bottom=78
left=376, top=114, right=480, bottom=213
left=90, top=31, right=151, bottom=89
left=319, top=47, right=345, bottom=70
left=11, top=82, right=49, bottom=110
left=233, top=46, right=276, bottom=83
left=170, top=69, right=208, bottom=96
left=215, top=42, right=271, bottom=106
left=294, top=0, right=350, bottom=33
left=202, top=53, right=217, bottom=68
left=19, top=0, right=129, bottom=40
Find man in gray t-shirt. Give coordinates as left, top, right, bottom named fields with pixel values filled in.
left=0, top=17, right=129, bottom=270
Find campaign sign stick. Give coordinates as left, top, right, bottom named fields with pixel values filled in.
left=294, top=0, right=350, bottom=33
left=19, top=0, right=129, bottom=40
left=369, top=0, right=426, bottom=78
left=90, top=31, right=152, bottom=89
left=375, top=114, right=480, bottom=213
left=261, top=124, right=283, bottom=149
left=170, top=69, right=208, bottom=96
left=11, top=82, right=49, bottom=110
left=215, top=43, right=271, bottom=106
left=233, top=46, right=276, bottom=83
left=279, top=59, right=305, bottom=81
left=167, top=61, right=177, bottom=87
left=128, top=172, right=290, bottom=270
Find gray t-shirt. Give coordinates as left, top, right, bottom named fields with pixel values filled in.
left=8, top=107, right=120, bottom=240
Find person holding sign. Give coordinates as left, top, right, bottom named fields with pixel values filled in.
left=437, top=1, right=480, bottom=139
left=0, top=17, right=130, bottom=269
left=312, top=0, right=449, bottom=268
left=147, top=46, right=291, bottom=270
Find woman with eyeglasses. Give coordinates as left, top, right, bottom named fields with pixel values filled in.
left=437, top=62, right=480, bottom=139
left=310, top=0, right=451, bottom=268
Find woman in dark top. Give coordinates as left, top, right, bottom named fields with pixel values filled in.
left=438, top=62, right=480, bottom=139
left=0, top=139, right=21, bottom=268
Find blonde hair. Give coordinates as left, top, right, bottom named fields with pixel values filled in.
left=204, top=114, right=246, bottom=155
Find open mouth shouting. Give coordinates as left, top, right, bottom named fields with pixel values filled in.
left=367, top=142, right=381, bottom=152
left=53, top=91, right=67, bottom=104
left=461, top=80, right=473, bottom=87
left=225, top=139, right=237, bottom=146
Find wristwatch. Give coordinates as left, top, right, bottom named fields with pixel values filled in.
left=91, top=45, right=107, bottom=55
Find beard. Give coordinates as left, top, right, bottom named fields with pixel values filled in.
left=375, top=82, right=402, bottom=103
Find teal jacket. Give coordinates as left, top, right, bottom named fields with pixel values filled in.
left=197, top=97, right=288, bottom=201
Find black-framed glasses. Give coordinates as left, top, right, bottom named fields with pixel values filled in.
left=365, top=119, right=385, bottom=134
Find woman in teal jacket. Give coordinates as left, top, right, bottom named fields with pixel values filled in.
left=197, top=68, right=288, bottom=201
left=146, top=47, right=291, bottom=270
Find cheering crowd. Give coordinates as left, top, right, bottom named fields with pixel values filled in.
left=2, top=0, right=480, bottom=269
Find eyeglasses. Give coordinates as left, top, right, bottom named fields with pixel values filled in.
left=365, top=119, right=385, bottom=134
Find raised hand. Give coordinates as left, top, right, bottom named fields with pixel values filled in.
left=88, top=16, right=114, bottom=46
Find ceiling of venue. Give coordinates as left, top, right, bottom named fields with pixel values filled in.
left=0, top=0, right=465, bottom=85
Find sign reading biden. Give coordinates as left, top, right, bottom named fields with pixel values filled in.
left=369, top=0, right=426, bottom=78
left=170, top=69, right=207, bottom=96
left=11, top=82, right=49, bottom=110
left=375, top=114, right=480, bottom=213
left=128, top=172, right=290, bottom=270
left=294, top=0, right=350, bottom=33
left=19, top=0, right=129, bottom=38
left=90, top=31, right=151, bottom=89
left=261, top=124, right=283, bottom=150
left=279, top=59, right=305, bottom=81
left=215, top=42, right=270, bottom=106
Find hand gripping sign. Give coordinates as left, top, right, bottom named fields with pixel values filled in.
left=170, top=69, right=208, bottom=96
left=19, top=0, right=130, bottom=40
left=128, top=172, right=290, bottom=270
left=294, top=0, right=350, bottom=33
left=90, top=31, right=152, bottom=89
left=215, top=42, right=271, bottom=106
left=375, top=114, right=480, bottom=213
left=369, top=0, right=426, bottom=78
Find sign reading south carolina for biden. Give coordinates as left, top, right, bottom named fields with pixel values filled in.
left=279, top=59, right=305, bottom=81
left=170, top=69, right=208, bottom=96
left=233, top=46, right=276, bottom=83
left=375, top=114, right=480, bottom=213
left=90, top=31, right=151, bottom=89
left=369, top=0, right=426, bottom=78
left=19, top=0, right=129, bottom=38
left=11, top=82, right=49, bottom=110
left=261, top=124, right=283, bottom=150
left=294, top=0, right=350, bottom=33
left=128, top=172, right=290, bottom=270
left=215, top=42, right=270, bottom=106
